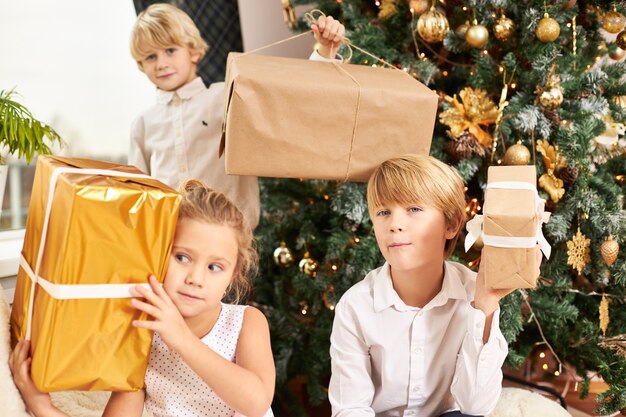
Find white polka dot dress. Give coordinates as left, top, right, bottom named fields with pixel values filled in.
left=144, top=303, right=274, bottom=417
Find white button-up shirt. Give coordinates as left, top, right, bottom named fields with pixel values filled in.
left=129, top=77, right=260, bottom=229
left=329, top=261, right=508, bottom=417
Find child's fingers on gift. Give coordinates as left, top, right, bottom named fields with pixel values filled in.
left=9, top=339, right=29, bottom=373
left=131, top=297, right=158, bottom=316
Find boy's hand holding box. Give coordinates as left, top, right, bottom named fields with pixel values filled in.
left=220, top=52, right=438, bottom=182
left=10, top=156, right=181, bottom=392
left=465, top=165, right=551, bottom=289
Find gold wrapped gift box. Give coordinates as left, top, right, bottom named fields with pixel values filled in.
left=10, top=156, right=181, bottom=392
left=220, top=52, right=438, bottom=182
left=470, top=165, right=550, bottom=289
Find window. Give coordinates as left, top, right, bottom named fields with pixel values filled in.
left=0, top=1, right=155, bottom=233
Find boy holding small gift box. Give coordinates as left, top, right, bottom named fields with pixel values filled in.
left=329, top=155, right=544, bottom=417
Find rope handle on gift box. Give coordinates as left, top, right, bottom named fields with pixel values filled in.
left=23, top=167, right=158, bottom=340
left=464, top=181, right=552, bottom=259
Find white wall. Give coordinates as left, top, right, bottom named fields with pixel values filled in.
left=0, top=1, right=311, bottom=162
left=238, top=0, right=313, bottom=58
left=0, top=1, right=155, bottom=161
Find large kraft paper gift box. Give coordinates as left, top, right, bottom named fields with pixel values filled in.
left=221, top=52, right=438, bottom=181
left=10, top=156, right=181, bottom=392
left=466, top=165, right=551, bottom=289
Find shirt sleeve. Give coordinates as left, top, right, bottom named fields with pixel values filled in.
left=328, top=300, right=376, bottom=417
left=129, top=115, right=150, bottom=175
left=308, top=50, right=344, bottom=63
left=450, top=305, right=508, bottom=416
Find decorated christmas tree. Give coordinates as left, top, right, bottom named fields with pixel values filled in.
left=254, top=0, right=626, bottom=415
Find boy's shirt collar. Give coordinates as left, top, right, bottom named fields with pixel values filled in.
left=156, top=77, right=205, bottom=104
left=373, top=261, right=468, bottom=313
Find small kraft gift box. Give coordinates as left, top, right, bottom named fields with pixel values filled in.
left=10, top=156, right=181, bottom=392
left=465, top=165, right=551, bottom=289
left=220, top=52, right=438, bottom=182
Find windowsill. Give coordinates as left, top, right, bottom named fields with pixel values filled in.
left=0, top=228, right=25, bottom=278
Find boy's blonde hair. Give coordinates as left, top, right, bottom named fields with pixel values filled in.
left=178, top=180, right=257, bottom=304
left=130, top=3, right=209, bottom=68
left=367, top=154, right=467, bottom=258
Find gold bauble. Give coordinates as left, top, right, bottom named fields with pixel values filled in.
left=493, top=14, right=514, bottom=42
left=610, top=46, right=626, bottom=60
left=455, top=22, right=469, bottom=39
left=409, top=0, right=430, bottom=15
left=298, top=251, right=319, bottom=276
left=539, top=86, right=564, bottom=109
left=617, top=30, right=626, bottom=50
left=504, top=142, right=531, bottom=165
left=613, top=95, right=626, bottom=109
left=603, top=10, right=626, bottom=34
left=465, top=22, right=489, bottom=48
left=273, top=241, right=294, bottom=267
left=416, top=8, right=450, bottom=43
left=536, top=14, right=560, bottom=43
left=601, top=234, right=620, bottom=267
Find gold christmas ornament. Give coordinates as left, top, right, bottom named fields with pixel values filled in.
left=538, top=172, right=565, bottom=203
left=601, top=234, right=620, bottom=267
left=493, top=14, right=514, bottom=42
left=603, top=9, right=626, bottom=34
left=599, top=293, right=610, bottom=337
left=281, top=0, right=296, bottom=29
left=455, top=22, right=469, bottom=39
left=599, top=335, right=626, bottom=360
left=614, top=95, right=626, bottom=109
left=298, top=251, right=319, bottom=276
left=273, top=241, right=294, bottom=267
left=439, top=88, right=499, bottom=147
left=378, top=0, right=398, bottom=20
left=537, top=139, right=567, bottom=203
left=416, top=8, right=450, bottom=43
left=465, top=20, right=489, bottom=48
left=536, top=74, right=564, bottom=109
left=539, top=87, right=564, bottom=108
left=610, top=46, right=626, bottom=60
left=595, top=115, right=625, bottom=148
left=566, top=228, right=591, bottom=275
left=617, top=30, right=626, bottom=50
left=409, top=0, right=430, bottom=15
left=536, top=13, right=560, bottom=43
left=504, top=142, right=531, bottom=165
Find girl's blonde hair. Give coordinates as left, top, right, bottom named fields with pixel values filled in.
left=130, top=3, right=209, bottom=67
left=178, top=180, right=257, bottom=304
left=367, top=154, right=467, bottom=258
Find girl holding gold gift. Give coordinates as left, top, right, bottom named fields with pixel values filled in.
left=11, top=180, right=275, bottom=417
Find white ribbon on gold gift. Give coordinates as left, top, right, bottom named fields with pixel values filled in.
left=21, top=167, right=156, bottom=340
left=464, top=181, right=552, bottom=259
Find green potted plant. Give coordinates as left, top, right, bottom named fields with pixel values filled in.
left=0, top=88, right=62, bottom=220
